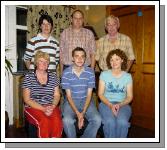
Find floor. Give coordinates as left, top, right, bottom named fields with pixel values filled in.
left=5, top=124, right=155, bottom=138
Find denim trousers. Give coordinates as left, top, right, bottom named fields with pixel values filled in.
left=62, top=100, right=101, bottom=138
left=99, top=102, right=132, bottom=138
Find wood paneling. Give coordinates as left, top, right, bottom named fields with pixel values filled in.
left=106, top=5, right=155, bottom=131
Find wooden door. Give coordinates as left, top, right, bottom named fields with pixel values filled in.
left=106, top=5, right=155, bottom=130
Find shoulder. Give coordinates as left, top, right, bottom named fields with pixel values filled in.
left=61, top=27, right=70, bottom=34
left=123, top=72, right=132, bottom=80
left=24, top=71, right=35, bottom=79
left=82, top=28, right=94, bottom=36
left=49, top=36, right=59, bottom=45
left=85, top=66, right=95, bottom=75
left=119, top=33, right=131, bottom=40
left=98, top=35, right=107, bottom=42
left=28, top=34, right=42, bottom=43
left=62, top=66, right=72, bottom=76
left=100, top=70, right=110, bottom=78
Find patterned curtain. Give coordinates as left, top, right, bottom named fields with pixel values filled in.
left=27, top=5, right=76, bottom=40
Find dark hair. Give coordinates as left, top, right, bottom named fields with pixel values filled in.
left=72, top=47, right=86, bottom=58
left=106, top=49, right=128, bottom=70
left=71, top=9, right=84, bottom=18
left=38, top=14, right=53, bottom=27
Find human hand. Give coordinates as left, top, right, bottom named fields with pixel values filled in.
left=112, top=104, right=120, bottom=116
left=77, top=112, right=84, bottom=129
left=44, top=105, right=54, bottom=116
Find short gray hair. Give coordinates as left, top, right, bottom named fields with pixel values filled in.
left=105, top=15, right=120, bottom=29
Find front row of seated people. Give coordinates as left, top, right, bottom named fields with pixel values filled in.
left=22, top=47, right=133, bottom=138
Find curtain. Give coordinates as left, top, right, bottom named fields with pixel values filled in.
left=27, top=5, right=76, bottom=40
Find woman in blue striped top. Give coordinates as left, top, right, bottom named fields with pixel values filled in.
left=22, top=50, right=63, bottom=138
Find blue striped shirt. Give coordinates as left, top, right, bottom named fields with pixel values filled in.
left=61, top=65, right=95, bottom=101
left=24, top=33, right=59, bottom=71
left=22, top=71, right=60, bottom=106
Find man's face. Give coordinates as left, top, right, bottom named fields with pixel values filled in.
left=106, top=18, right=118, bottom=35
left=72, top=11, right=84, bottom=29
left=72, top=51, right=86, bottom=67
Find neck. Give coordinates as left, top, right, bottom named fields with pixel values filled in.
left=73, top=65, right=83, bottom=72
left=111, top=68, right=122, bottom=75
left=41, top=33, right=50, bottom=39
left=108, top=32, right=118, bottom=40
left=36, top=69, right=47, bottom=75
left=72, top=27, right=81, bottom=32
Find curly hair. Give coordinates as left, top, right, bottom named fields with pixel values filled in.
left=106, top=49, right=128, bottom=70
left=34, top=50, right=50, bottom=66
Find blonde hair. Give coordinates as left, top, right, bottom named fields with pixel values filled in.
left=34, top=50, right=50, bottom=66
left=105, top=15, right=120, bottom=29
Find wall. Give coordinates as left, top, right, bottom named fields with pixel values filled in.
left=77, top=5, right=106, bottom=38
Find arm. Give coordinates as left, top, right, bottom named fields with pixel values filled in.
left=52, top=86, right=61, bottom=107
left=59, top=32, right=65, bottom=75
left=23, top=88, right=45, bottom=112
left=66, top=89, right=85, bottom=129
left=24, top=60, right=31, bottom=70
left=82, top=88, right=93, bottom=115
left=66, top=89, right=80, bottom=115
left=119, top=82, right=133, bottom=107
left=98, top=79, right=113, bottom=108
left=90, top=53, right=96, bottom=69
left=126, top=60, right=134, bottom=72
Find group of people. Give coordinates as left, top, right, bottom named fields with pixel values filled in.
left=22, top=9, right=135, bottom=138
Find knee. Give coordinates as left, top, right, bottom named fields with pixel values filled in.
left=92, top=115, right=102, bottom=127
left=117, top=119, right=130, bottom=128
left=104, top=119, right=116, bottom=128
left=63, top=116, right=74, bottom=126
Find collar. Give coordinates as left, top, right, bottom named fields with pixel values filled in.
left=71, top=64, right=85, bottom=74
left=38, top=33, right=52, bottom=41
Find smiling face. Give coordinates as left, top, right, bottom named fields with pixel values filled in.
left=40, top=19, right=52, bottom=35
left=71, top=11, right=84, bottom=29
left=106, top=18, right=119, bottom=36
left=110, top=54, right=123, bottom=70
left=36, top=57, right=49, bottom=71
left=72, top=50, right=86, bottom=67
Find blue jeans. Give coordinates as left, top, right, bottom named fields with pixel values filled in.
left=62, top=100, right=101, bottom=138
left=99, top=102, right=132, bottom=138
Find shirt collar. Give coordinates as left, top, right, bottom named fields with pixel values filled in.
left=38, top=33, right=52, bottom=41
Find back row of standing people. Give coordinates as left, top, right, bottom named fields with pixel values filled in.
left=22, top=9, right=135, bottom=138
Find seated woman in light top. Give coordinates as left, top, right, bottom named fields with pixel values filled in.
left=22, top=50, right=63, bottom=138
left=98, top=49, right=133, bottom=138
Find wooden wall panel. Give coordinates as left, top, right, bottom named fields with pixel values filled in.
left=143, top=8, right=155, bottom=63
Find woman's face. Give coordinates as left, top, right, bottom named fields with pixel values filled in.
left=40, top=19, right=52, bottom=35
left=36, top=57, right=49, bottom=71
left=110, top=54, right=123, bottom=69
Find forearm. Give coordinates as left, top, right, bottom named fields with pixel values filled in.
left=99, top=94, right=112, bottom=108
left=119, top=96, right=133, bottom=107
left=82, top=95, right=92, bottom=115
left=52, top=95, right=60, bottom=106
left=24, top=60, right=31, bottom=69
left=90, top=53, right=96, bottom=69
left=67, top=96, right=79, bottom=115
left=126, top=60, right=134, bottom=72
left=24, top=99, right=45, bottom=112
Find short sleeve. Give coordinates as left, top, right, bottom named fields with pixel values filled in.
left=126, top=73, right=133, bottom=85
left=61, top=71, right=70, bottom=90
left=99, top=71, right=105, bottom=81
left=88, top=69, right=95, bottom=88
left=21, top=74, right=32, bottom=89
